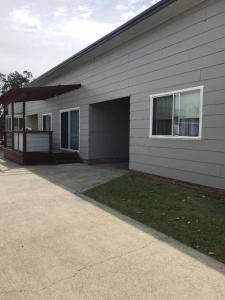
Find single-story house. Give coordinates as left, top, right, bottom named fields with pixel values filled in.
left=1, top=0, right=225, bottom=190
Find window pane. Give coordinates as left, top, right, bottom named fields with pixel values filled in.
left=43, top=115, right=51, bottom=131
left=179, top=90, right=200, bottom=137
left=6, top=118, right=11, bottom=131
left=173, top=93, right=180, bottom=136
left=152, top=95, right=173, bottom=136
left=14, top=118, right=19, bottom=131
left=19, top=118, right=23, bottom=130
left=46, top=116, right=51, bottom=131
left=43, top=116, right=47, bottom=131
left=70, top=110, right=79, bottom=150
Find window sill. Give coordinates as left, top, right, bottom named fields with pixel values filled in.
left=149, top=135, right=202, bottom=141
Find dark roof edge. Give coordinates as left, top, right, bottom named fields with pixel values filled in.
left=31, top=0, right=177, bottom=85
left=0, top=84, right=81, bottom=105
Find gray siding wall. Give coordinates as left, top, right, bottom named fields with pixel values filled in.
left=25, top=0, right=225, bottom=189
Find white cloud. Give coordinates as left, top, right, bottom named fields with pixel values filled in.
left=9, top=7, right=42, bottom=30
left=120, top=11, right=137, bottom=22
left=151, top=0, right=160, bottom=5
left=137, top=5, right=149, bottom=13
left=8, top=4, right=120, bottom=44
left=77, top=5, right=93, bottom=19
left=118, top=1, right=159, bottom=22
left=50, top=17, right=120, bottom=42
left=119, top=4, right=148, bottom=22
left=115, top=4, right=129, bottom=11
left=53, top=6, right=67, bottom=17
left=3, top=0, right=161, bottom=77
left=132, top=0, right=159, bottom=5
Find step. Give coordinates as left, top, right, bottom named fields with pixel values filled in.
left=52, top=151, right=81, bottom=164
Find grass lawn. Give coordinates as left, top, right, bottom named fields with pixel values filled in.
left=85, top=173, right=225, bottom=264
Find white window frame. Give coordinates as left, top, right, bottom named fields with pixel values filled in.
left=5, top=114, right=23, bottom=131
left=42, top=113, right=52, bottom=131
left=5, top=115, right=12, bottom=131
left=59, top=107, right=80, bottom=152
left=149, top=86, right=204, bottom=140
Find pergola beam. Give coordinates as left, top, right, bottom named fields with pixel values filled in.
left=0, top=84, right=81, bottom=105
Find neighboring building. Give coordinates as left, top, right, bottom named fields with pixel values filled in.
left=3, top=0, right=225, bottom=189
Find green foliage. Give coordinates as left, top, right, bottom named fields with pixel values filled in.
left=85, top=173, right=225, bottom=264
left=0, top=71, right=33, bottom=95
left=0, top=71, right=33, bottom=131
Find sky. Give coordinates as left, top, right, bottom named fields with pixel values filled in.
left=0, top=0, right=159, bottom=78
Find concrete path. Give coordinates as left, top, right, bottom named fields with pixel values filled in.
left=0, top=152, right=225, bottom=299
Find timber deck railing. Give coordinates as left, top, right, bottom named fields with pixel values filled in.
left=4, top=130, right=53, bottom=153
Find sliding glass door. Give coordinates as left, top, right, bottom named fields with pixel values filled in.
left=60, top=108, right=79, bottom=151
left=61, top=112, right=69, bottom=149
left=70, top=110, right=79, bottom=150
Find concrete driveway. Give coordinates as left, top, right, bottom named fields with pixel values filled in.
left=0, top=152, right=225, bottom=300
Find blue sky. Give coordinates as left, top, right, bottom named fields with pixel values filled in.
left=0, top=0, right=159, bottom=77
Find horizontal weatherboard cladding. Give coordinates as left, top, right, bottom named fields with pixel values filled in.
left=23, top=0, right=225, bottom=189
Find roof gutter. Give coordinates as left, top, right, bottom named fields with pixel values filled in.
left=31, top=0, right=177, bottom=85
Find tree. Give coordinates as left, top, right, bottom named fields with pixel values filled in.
left=0, top=71, right=33, bottom=132
left=0, top=71, right=33, bottom=95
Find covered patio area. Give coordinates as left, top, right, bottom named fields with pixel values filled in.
left=0, top=84, right=81, bottom=164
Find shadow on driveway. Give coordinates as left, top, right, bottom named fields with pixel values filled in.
left=0, top=151, right=128, bottom=193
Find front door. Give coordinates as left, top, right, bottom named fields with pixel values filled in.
left=60, top=108, right=79, bottom=151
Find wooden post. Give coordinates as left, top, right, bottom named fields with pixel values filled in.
left=49, top=131, right=53, bottom=153
left=3, top=105, right=7, bottom=148
left=11, top=102, right=14, bottom=149
left=22, top=101, right=26, bottom=153
left=3, top=105, right=6, bottom=132
left=4, top=132, right=6, bottom=148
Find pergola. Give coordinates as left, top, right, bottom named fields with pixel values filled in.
left=0, top=84, right=81, bottom=164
